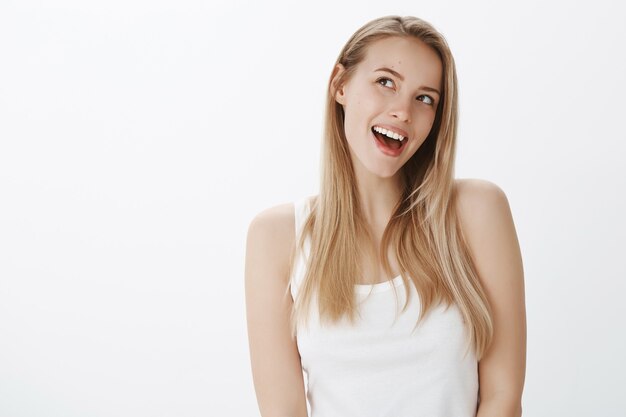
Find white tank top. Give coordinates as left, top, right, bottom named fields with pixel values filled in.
left=290, top=195, right=479, bottom=417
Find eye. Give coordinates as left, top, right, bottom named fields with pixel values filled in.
left=417, top=95, right=435, bottom=106
left=376, top=77, right=395, bottom=89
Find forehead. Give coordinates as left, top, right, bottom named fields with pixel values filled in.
left=359, top=36, right=443, bottom=89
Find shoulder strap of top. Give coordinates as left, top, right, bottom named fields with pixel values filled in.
left=290, top=196, right=313, bottom=301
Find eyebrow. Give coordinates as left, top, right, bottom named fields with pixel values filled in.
left=374, top=67, right=441, bottom=96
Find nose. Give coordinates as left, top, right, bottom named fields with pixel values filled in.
left=389, top=97, right=412, bottom=124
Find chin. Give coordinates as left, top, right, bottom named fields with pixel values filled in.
left=372, top=165, right=402, bottom=179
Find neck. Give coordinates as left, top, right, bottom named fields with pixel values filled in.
left=352, top=161, right=403, bottom=233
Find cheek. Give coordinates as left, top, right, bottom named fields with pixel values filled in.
left=343, top=97, right=367, bottom=132
left=415, top=110, right=437, bottom=135
left=344, top=96, right=378, bottom=131
left=406, top=112, right=437, bottom=151
left=342, top=113, right=362, bottom=146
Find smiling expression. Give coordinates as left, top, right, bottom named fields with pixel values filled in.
left=332, top=36, right=443, bottom=178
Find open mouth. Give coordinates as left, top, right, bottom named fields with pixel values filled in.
left=371, top=126, right=408, bottom=154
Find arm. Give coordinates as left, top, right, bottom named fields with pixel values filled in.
left=244, top=204, right=309, bottom=417
left=455, top=179, right=527, bottom=417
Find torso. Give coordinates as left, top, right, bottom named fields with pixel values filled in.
left=356, top=241, right=403, bottom=285
left=296, top=179, right=467, bottom=286
left=280, top=179, right=464, bottom=284
left=285, top=181, right=482, bottom=417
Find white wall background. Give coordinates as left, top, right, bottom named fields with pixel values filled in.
left=1, top=0, right=624, bottom=416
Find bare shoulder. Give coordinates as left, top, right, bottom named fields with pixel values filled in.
left=453, top=181, right=526, bottom=407
left=246, top=202, right=296, bottom=284
left=453, top=178, right=512, bottom=236
left=245, top=202, right=310, bottom=415
left=248, top=202, right=296, bottom=246
left=452, top=177, right=520, bottom=286
left=454, top=178, right=508, bottom=213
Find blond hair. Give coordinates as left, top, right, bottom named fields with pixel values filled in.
left=287, top=15, right=493, bottom=360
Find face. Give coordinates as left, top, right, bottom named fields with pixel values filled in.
left=331, top=36, right=443, bottom=179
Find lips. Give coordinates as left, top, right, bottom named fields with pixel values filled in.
left=371, top=126, right=407, bottom=156
left=372, top=124, right=410, bottom=141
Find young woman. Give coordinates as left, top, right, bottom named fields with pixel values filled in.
left=245, top=15, right=526, bottom=417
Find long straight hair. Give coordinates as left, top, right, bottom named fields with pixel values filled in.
left=286, top=15, right=493, bottom=360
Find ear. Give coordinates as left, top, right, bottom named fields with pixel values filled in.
left=329, top=63, right=347, bottom=105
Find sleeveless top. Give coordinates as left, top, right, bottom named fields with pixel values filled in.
left=290, top=195, right=479, bottom=417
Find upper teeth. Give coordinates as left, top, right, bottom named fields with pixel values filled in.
left=373, top=126, right=405, bottom=142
